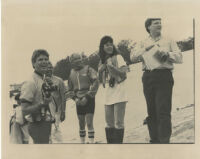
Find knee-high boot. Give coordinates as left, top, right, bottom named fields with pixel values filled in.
left=105, top=127, right=115, bottom=144
left=114, top=128, right=124, bottom=144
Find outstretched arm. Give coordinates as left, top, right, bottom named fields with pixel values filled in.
left=168, top=40, right=183, bottom=63
left=130, top=41, right=155, bottom=63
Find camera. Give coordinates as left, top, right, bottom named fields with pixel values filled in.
left=41, top=79, right=58, bottom=98
left=109, top=77, right=116, bottom=88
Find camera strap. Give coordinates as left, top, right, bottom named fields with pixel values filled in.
left=52, top=96, right=59, bottom=112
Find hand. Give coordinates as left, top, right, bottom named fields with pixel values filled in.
left=80, top=97, right=88, bottom=106
left=75, top=98, right=82, bottom=106
left=45, top=77, right=53, bottom=85
left=60, top=111, right=65, bottom=122
left=145, top=45, right=155, bottom=51
left=154, top=50, right=169, bottom=62
left=43, top=96, right=52, bottom=105
left=106, top=64, right=116, bottom=75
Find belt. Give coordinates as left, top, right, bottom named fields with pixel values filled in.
left=143, top=69, right=172, bottom=72
left=28, top=114, right=54, bottom=123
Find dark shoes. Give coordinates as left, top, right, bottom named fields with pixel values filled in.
left=105, top=128, right=124, bottom=144
left=146, top=116, right=170, bottom=144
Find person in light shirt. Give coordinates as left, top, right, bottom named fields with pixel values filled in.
left=20, top=49, right=53, bottom=144
left=98, top=36, right=128, bottom=144
left=130, top=18, right=183, bottom=143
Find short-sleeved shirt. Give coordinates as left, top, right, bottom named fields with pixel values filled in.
left=20, top=72, right=44, bottom=122
left=48, top=75, right=66, bottom=117
left=105, top=55, right=128, bottom=105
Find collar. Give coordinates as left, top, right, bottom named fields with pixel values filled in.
left=34, top=70, right=43, bottom=78
left=149, top=34, right=162, bottom=42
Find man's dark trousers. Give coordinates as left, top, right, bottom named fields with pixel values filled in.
left=28, top=120, right=52, bottom=144
left=142, top=69, right=174, bottom=143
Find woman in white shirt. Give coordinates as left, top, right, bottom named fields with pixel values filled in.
left=98, top=36, right=128, bottom=144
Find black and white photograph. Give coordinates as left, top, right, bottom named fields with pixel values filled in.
left=2, top=0, right=200, bottom=159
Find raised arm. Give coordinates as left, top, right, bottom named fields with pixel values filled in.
left=130, top=41, right=145, bottom=63
left=168, top=40, right=183, bottom=64
left=130, top=41, right=155, bottom=63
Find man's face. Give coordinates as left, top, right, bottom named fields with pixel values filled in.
left=33, top=54, right=49, bottom=74
left=71, top=59, right=84, bottom=70
left=148, top=20, right=162, bottom=34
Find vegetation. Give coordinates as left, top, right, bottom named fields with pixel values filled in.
left=53, top=37, right=194, bottom=80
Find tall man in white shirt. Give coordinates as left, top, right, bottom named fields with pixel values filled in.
left=130, top=18, right=183, bottom=143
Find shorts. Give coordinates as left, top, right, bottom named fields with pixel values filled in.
left=76, top=97, right=95, bottom=115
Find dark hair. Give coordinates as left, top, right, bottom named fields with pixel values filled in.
left=145, top=18, right=161, bottom=33
left=99, top=36, right=118, bottom=64
left=31, top=49, right=49, bottom=68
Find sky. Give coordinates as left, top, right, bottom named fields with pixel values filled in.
left=2, top=0, right=196, bottom=84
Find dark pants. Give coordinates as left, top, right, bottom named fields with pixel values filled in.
left=142, top=69, right=174, bottom=143
left=28, top=120, right=52, bottom=144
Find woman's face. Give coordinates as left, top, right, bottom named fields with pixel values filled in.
left=103, top=42, right=113, bottom=55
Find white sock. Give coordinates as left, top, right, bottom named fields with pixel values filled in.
left=88, top=137, right=94, bottom=144
left=80, top=137, right=85, bottom=144
left=88, top=130, right=95, bottom=143
left=79, top=130, right=86, bottom=144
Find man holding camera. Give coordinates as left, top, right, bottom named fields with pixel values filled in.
left=20, top=49, right=53, bottom=144
left=130, top=18, right=182, bottom=143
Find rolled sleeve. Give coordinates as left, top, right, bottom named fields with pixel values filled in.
left=168, top=40, right=183, bottom=64
left=130, top=41, right=145, bottom=63
left=20, top=81, right=36, bottom=103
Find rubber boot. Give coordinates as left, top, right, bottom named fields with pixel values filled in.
left=114, top=128, right=124, bottom=144
left=105, top=127, right=115, bottom=144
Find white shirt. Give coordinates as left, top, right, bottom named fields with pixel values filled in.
left=105, top=55, right=128, bottom=105
left=130, top=36, right=182, bottom=70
